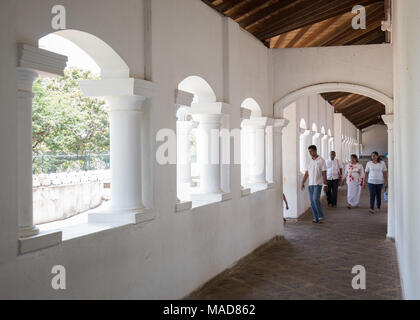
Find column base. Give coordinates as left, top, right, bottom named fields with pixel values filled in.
left=386, top=234, right=395, bottom=242
left=19, top=225, right=40, bottom=238
left=19, top=230, right=62, bottom=254
left=88, top=205, right=154, bottom=224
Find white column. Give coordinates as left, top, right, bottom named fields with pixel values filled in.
left=17, top=68, right=39, bottom=238
left=176, top=117, right=192, bottom=202
left=15, top=44, right=66, bottom=253
left=382, top=114, right=394, bottom=239
left=248, top=123, right=267, bottom=184
left=273, top=119, right=289, bottom=236
left=80, top=78, right=155, bottom=223
left=107, top=96, right=147, bottom=212
left=393, top=0, right=420, bottom=299
left=194, top=114, right=223, bottom=194
left=265, top=125, right=274, bottom=183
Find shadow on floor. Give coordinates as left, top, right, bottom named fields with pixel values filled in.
left=187, top=187, right=402, bottom=300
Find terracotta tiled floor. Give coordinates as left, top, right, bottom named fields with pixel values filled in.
left=187, top=187, right=402, bottom=300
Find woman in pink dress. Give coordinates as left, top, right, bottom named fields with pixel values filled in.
left=341, top=154, right=365, bottom=209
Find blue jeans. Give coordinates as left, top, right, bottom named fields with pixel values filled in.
left=368, top=183, right=383, bottom=210
left=309, top=185, right=324, bottom=222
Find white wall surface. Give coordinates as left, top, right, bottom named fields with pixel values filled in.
left=272, top=44, right=393, bottom=103
left=0, top=0, right=281, bottom=299
left=361, top=124, right=388, bottom=156
left=282, top=94, right=334, bottom=219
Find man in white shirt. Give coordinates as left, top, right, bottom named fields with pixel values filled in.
left=301, top=145, right=328, bottom=223
left=325, top=151, right=342, bottom=208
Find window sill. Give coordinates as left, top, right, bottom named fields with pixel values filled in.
left=241, top=187, right=251, bottom=197
left=19, top=230, right=62, bottom=255
left=190, top=192, right=232, bottom=209
left=246, top=182, right=275, bottom=194
left=175, top=201, right=192, bottom=212
left=23, top=205, right=154, bottom=254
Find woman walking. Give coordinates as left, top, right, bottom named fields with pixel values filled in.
left=364, top=151, right=388, bottom=214
left=342, top=154, right=365, bottom=209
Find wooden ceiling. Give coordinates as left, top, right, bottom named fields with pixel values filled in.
left=321, top=92, right=385, bottom=130
left=202, top=0, right=388, bottom=48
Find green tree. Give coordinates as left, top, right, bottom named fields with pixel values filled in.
left=32, top=68, right=109, bottom=173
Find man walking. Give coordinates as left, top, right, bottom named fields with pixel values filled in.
left=326, top=151, right=342, bottom=208
left=301, top=145, right=328, bottom=223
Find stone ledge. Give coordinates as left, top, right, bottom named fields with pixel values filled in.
left=88, top=207, right=154, bottom=224
left=241, top=188, right=251, bottom=197
left=19, top=230, right=62, bottom=255
left=175, top=201, right=193, bottom=212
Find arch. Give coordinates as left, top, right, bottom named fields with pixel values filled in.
left=299, top=118, right=307, bottom=130
left=178, top=76, right=217, bottom=103
left=321, top=126, right=326, bottom=135
left=274, top=83, right=394, bottom=117
left=39, top=29, right=130, bottom=79
left=311, top=123, right=318, bottom=133
left=241, top=98, right=262, bottom=118
left=328, top=129, right=332, bottom=137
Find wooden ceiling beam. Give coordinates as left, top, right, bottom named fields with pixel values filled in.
left=300, top=15, right=342, bottom=48
left=334, top=101, right=373, bottom=116
left=322, top=3, right=384, bottom=46
left=345, top=102, right=384, bottom=118
left=239, top=0, right=302, bottom=29
left=251, top=0, right=343, bottom=37
left=346, top=107, right=385, bottom=124
left=253, top=0, right=382, bottom=41
left=272, top=32, right=289, bottom=48
left=357, top=117, right=383, bottom=129
left=322, top=92, right=353, bottom=102
left=285, top=25, right=312, bottom=48
left=230, top=0, right=270, bottom=20
left=333, top=94, right=366, bottom=110
left=346, top=27, right=385, bottom=45
left=215, top=0, right=245, bottom=13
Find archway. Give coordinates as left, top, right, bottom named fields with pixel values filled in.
left=274, top=83, right=393, bottom=117
left=276, top=82, right=394, bottom=235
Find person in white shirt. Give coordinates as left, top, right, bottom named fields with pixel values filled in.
left=301, top=145, right=328, bottom=223
left=363, top=151, right=388, bottom=214
left=342, top=154, right=365, bottom=209
left=325, top=151, right=342, bottom=208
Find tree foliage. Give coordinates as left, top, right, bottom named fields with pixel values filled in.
left=32, top=68, right=109, bottom=173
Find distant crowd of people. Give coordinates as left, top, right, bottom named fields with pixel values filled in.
left=298, top=145, right=388, bottom=223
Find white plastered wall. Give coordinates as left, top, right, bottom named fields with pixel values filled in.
left=282, top=94, right=334, bottom=219
left=0, top=0, right=280, bottom=299
left=362, top=124, right=388, bottom=156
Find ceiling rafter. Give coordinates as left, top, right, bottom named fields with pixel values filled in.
left=202, top=0, right=387, bottom=48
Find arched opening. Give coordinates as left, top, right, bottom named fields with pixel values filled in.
left=32, top=30, right=131, bottom=230
left=176, top=76, right=219, bottom=204
left=279, top=86, right=391, bottom=222
left=240, top=98, right=270, bottom=192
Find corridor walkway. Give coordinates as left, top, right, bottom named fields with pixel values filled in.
left=188, top=187, right=402, bottom=300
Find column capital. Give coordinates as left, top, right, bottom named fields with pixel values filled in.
left=190, top=102, right=231, bottom=116
left=240, top=107, right=252, bottom=120
left=176, top=106, right=192, bottom=121
left=16, top=67, right=38, bottom=94
left=273, top=118, right=289, bottom=130
left=241, top=117, right=273, bottom=129
left=80, top=78, right=155, bottom=112
left=17, top=43, right=68, bottom=77
left=382, top=114, right=394, bottom=130
left=175, top=89, right=194, bottom=107
left=79, top=77, right=156, bottom=100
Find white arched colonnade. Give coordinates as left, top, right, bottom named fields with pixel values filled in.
left=274, top=82, right=395, bottom=240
